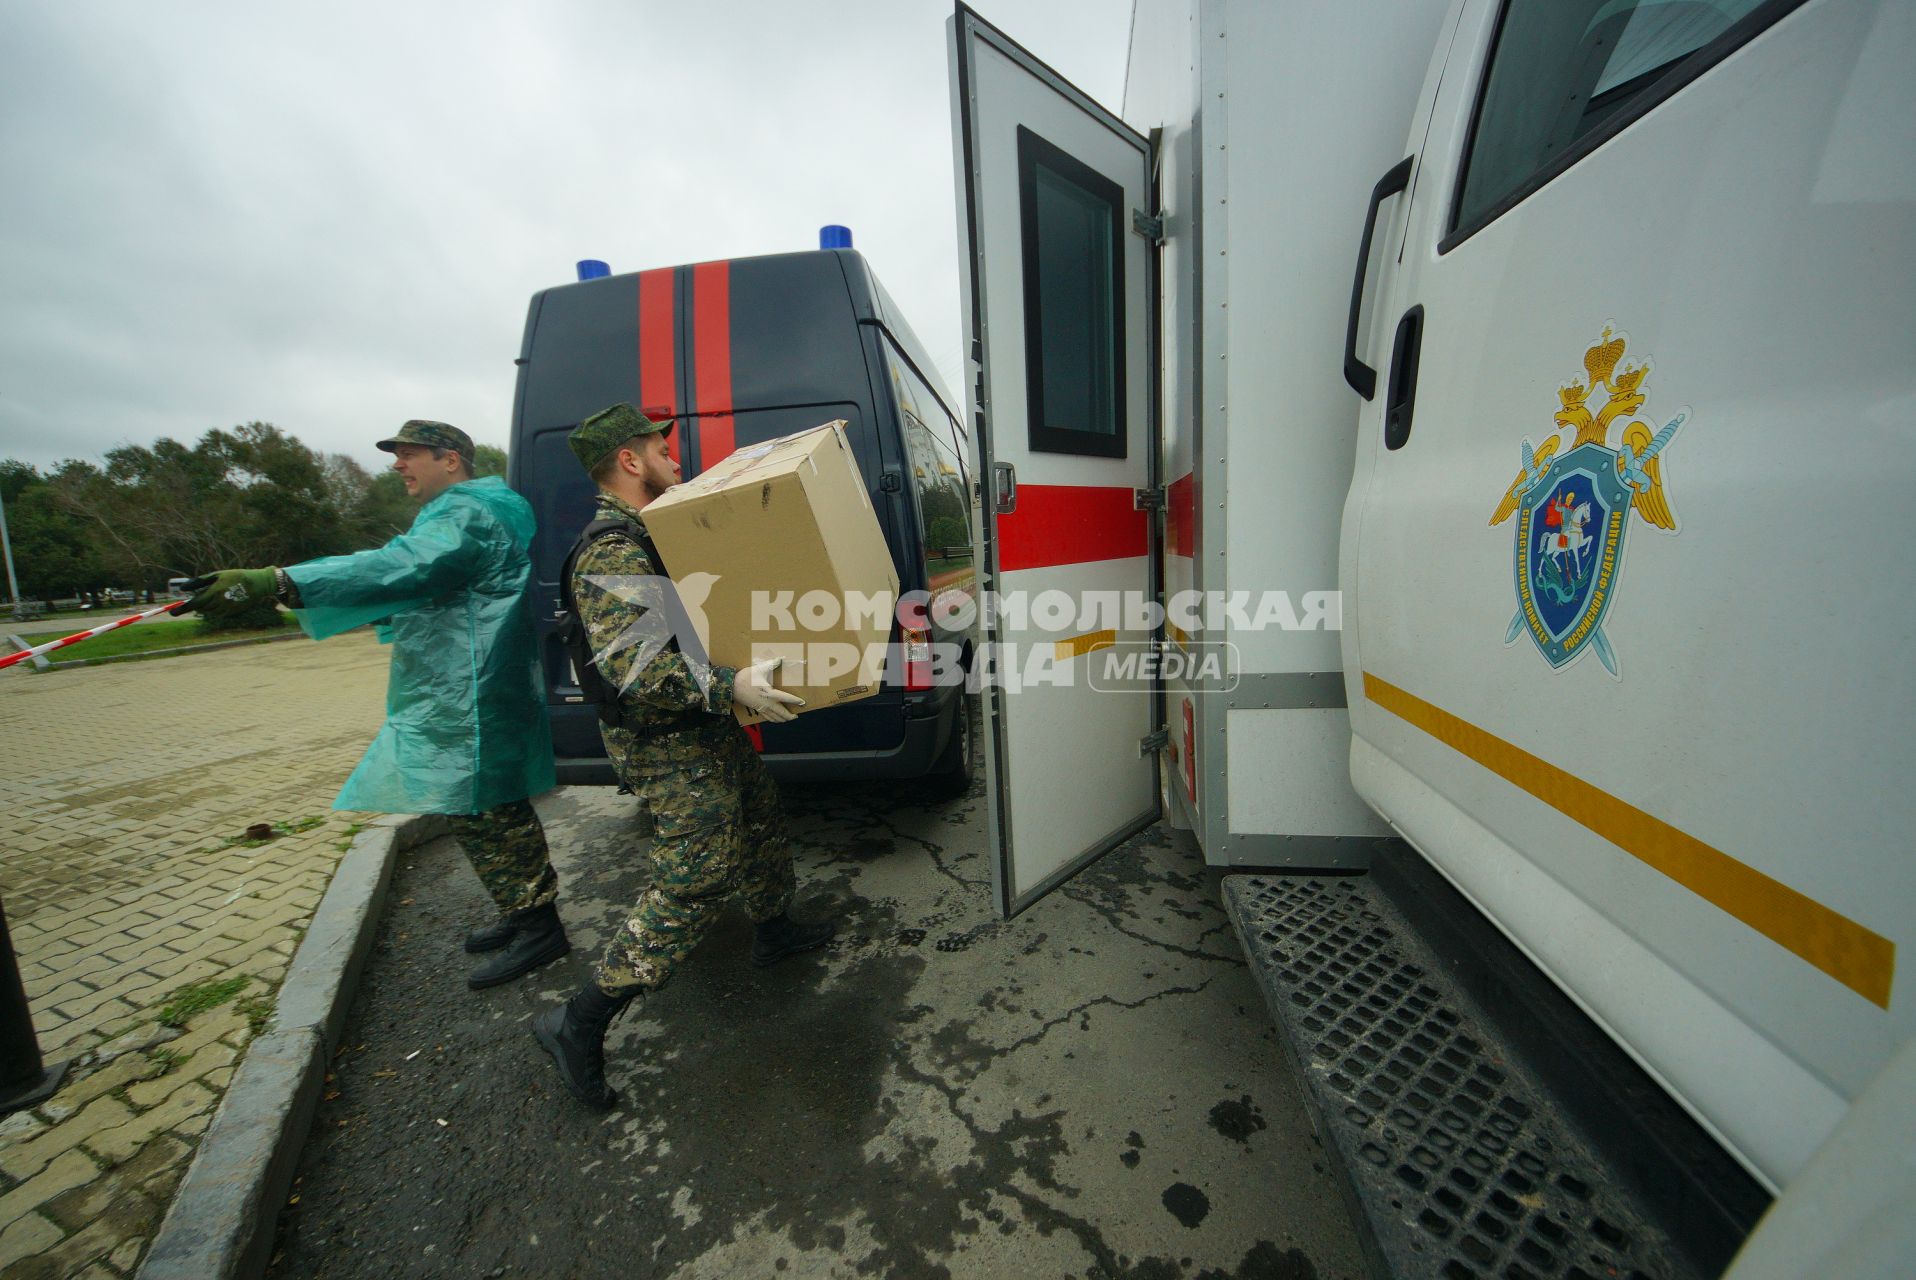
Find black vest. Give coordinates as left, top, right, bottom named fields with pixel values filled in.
left=557, top=516, right=661, bottom=732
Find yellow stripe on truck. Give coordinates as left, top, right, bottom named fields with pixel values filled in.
left=1054, top=629, right=1116, bottom=661
left=1363, top=672, right=1896, bottom=1009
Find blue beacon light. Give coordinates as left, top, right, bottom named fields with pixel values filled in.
left=576, top=259, right=611, bottom=281
left=818, top=225, right=853, bottom=250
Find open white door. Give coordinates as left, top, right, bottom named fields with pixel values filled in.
left=950, top=4, right=1160, bottom=918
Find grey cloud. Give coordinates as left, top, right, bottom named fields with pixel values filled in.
left=0, top=0, right=1128, bottom=473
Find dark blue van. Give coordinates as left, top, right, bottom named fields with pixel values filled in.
left=507, top=247, right=975, bottom=792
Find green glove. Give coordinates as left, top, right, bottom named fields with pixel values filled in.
left=183, top=568, right=279, bottom=617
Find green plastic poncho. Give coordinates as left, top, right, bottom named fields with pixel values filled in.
left=285, top=476, right=555, bottom=815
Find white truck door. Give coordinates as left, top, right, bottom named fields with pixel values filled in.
left=1341, top=0, right=1914, bottom=1186
left=950, top=5, right=1160, bottom=917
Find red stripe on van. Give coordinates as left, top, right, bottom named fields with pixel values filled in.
left=692, top=261, right=736, bottom=469
left=637, top=268, right=679, bottom=465
left=997, top=485, right=1148, bottom=571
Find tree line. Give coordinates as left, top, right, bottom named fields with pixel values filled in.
left=0, top=423, right=505, bottom=605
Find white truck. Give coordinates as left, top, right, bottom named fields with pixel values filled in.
left=947, top=1, right=1913, bottom=1276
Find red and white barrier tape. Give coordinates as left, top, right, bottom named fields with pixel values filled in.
left=0, top=601, right=191, bottom=671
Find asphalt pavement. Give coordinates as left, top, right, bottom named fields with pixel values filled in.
left=264, top=758, right=1366, bottom=1280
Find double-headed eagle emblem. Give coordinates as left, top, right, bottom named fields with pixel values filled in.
left=1491, top=327, right=1688, bottom=676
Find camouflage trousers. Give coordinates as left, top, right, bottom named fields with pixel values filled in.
left=446, top=799, right=559, bottom=916
left=595, top=722, right=795, bottom=996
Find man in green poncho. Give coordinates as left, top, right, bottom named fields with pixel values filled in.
left=185, top=420, right=569, bottom=990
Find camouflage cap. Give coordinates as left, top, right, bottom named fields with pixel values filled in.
left=376, top=420, right=474, bottom=461
left=569, top=403, right=673, bottom=474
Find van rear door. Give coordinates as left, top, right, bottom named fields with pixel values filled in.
left=1340, top=0, right=1913, bottom=1186
left=951, top=6, right=1161, bottom=917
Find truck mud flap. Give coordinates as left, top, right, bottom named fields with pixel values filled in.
left=1222, top=869, right=1763, bottom=1280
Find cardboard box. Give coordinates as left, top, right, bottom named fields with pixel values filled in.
left=642, top=421, right=899, bottom=720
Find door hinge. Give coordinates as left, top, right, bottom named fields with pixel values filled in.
left=1139, top=728, right=1170, bottom=755
left=1133, top=486, right=1165, bottom=511
left=1132, top=209, right=1165, bottom=244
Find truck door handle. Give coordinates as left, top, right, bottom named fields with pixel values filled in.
left=1384, top=305, right=1424, bottom=450
left=991, top=462, right=1018, bottom=514
left=1343, top=155, right=1414, bottom=401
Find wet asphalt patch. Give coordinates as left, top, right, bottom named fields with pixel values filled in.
left=266, top=773, right=1365, bottom=1279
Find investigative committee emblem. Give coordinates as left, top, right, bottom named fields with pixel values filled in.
left=1490, top=326, right=1687, bottom=677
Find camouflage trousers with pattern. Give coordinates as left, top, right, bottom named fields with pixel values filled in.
left=594, top=721, right=795, bottom=996
left=446, top=799, right=559, bottom=916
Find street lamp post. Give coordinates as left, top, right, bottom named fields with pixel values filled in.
left=0, top=483, right=22, bottom=617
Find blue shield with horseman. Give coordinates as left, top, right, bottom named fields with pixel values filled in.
left=1490, top=327, right=1690, bottom=678
left=1512, top=443, right=1632, bottom=669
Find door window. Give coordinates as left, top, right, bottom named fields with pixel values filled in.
left=885, top=341, right=974, bottom=586
left=1451, top=0, right=1776, bottom=242
left=1017, top=126, right=1127, bottom=459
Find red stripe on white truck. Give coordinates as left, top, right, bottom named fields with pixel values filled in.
left=997, top=484, right=1148, bottom=571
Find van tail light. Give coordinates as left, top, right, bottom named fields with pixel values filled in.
left=903, top=626, right=933, bottom=691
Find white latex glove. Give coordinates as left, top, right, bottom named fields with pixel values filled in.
left=733, top=657, right=805, bottom=724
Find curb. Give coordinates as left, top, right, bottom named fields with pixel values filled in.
left=138, top=812, right=448, bottom=1280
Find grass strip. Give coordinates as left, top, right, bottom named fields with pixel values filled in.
left=42, top=614, right=296, bottom=661
left=158, top=975, right=252, bottom=1028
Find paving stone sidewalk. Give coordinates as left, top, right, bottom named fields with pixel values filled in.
left=0, top=634, right=389, bottom=1278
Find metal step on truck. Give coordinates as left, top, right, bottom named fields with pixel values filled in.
left=947, top=2, right=1913, bottom=1277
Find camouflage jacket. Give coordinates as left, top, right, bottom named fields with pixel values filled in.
left=570, top=493, right=738, bottom=743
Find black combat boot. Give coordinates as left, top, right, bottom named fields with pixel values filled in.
left=466, top=902, right=570, bottom=989
left=532, top=982, right=636, bottom=1110
left=463, top=915, right=517, bottom=953
left=751, top=911, right=836, bottom=967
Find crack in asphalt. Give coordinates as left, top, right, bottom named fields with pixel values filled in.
left=996, top=978, right=1222, bottom=1057
left=1058, top=884, right=1244, bottom=965
left=787, top=789, right=988, bottom=893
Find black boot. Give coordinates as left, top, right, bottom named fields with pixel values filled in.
left=466, top=903, right=570, bottom=989
left=751, top=911, right=836, bottom=967
left=463, top=915, right=518, bottom=954
left=533, top=982, right=636, bottom=1110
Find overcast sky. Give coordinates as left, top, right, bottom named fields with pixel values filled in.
left=0, top=0, right=1130, bottom=476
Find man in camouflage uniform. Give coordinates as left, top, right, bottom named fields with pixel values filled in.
left=186, top=421, right=568, bottom=990
left=534, top=403, right=833, bottom=1111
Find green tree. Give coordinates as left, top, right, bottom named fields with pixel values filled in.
left=201, top=422, right=355, bottom=565
left=472, top=444, right=508, bottom=478
left=3, top=428, right=513, bottom=602
left=0, top=462, right=105, bottom=602
left=1, top=459, right=38, bottom=505
left=355, top=471, right=418, bottom=541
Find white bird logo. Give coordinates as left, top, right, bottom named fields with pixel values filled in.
left=578, top=570, right=722, bottom=697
